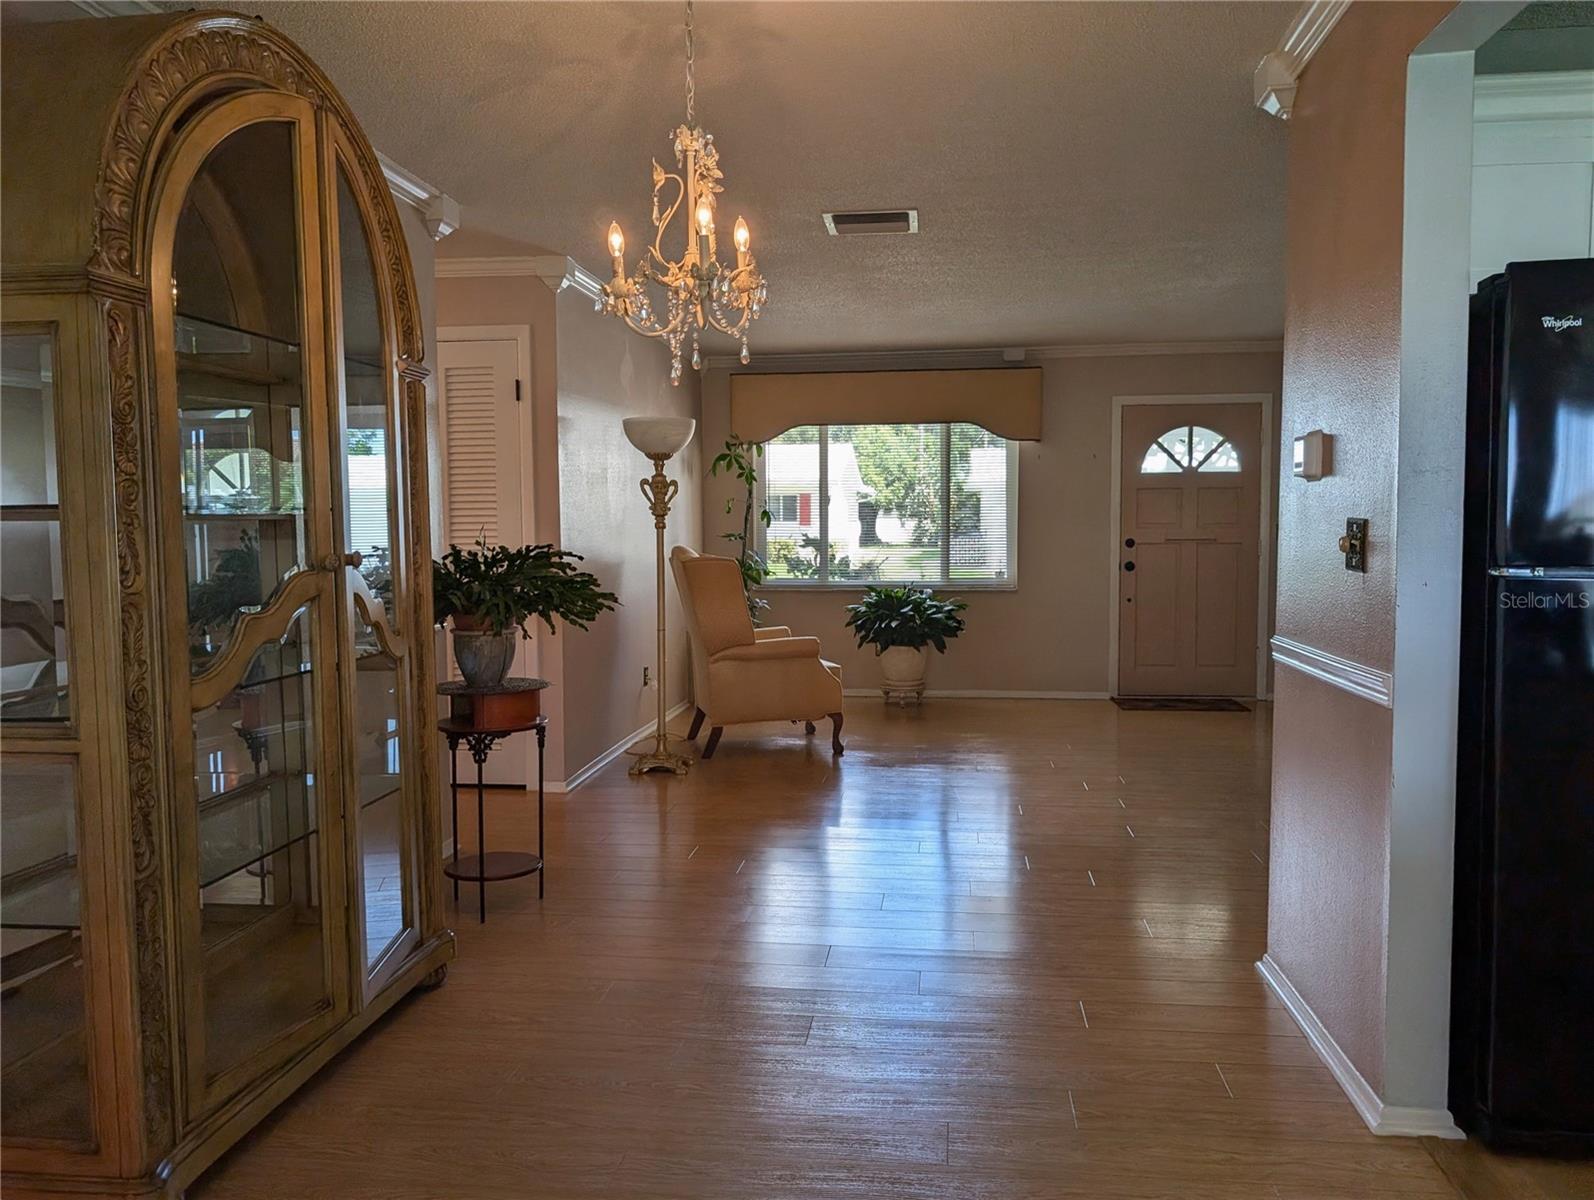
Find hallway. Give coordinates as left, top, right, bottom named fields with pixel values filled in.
left=192, top=701, right=1537, bottom=1197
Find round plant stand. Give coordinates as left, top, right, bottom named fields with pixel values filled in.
left=436, top=686, right=547, bottom=923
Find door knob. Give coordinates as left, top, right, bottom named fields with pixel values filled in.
left=1123, top=561, right=1135, bottom=572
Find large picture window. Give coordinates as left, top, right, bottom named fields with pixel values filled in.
left=758, top=423, right=1017, bottom=586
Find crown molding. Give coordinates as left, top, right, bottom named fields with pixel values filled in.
left=376, top=152, right=460, bottom=241
left=1473, top=69, right=1594, bottom=122
left=703, top=339, right=1282, bottom=372
left=1031, top=339, right=1283, bottom=360
left=434, top=255, right=606, bottom=302
left=434, top=256, right=545, bottom=278
left=1254, top=1, right=1352, bottom=120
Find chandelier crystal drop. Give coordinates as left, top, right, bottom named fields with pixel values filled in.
left=600, top=0, right=768, bottom=384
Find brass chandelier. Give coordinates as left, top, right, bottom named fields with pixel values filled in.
left=600, top=0, right=768, bottom=383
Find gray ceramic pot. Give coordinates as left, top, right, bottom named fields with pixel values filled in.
left=451, top=628, right=516, bottom=688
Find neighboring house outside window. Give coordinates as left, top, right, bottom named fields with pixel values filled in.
left=758, top=422, right=1017, bottom=586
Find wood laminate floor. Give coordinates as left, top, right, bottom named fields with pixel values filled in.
left=192, top=700, right=1592, bottom=1199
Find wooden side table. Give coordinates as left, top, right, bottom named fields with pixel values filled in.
left=436, top=680, right=548, bottom=922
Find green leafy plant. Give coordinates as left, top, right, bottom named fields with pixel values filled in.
left=188, top=529, right=263, bottom=637
left=708, top=439, right=771, bottom=620
left=432, top=538, right=618, bottom=637
left=844, top=585, right=968, bottom=654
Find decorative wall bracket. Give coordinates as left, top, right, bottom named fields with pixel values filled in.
left=1253, top=1, right=1352, bottom=120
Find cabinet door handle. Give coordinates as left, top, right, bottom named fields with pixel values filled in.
left=318, top=551, right=363, bottom=572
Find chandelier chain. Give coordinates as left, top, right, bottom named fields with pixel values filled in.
left=684, top=0, right=695, bottom=125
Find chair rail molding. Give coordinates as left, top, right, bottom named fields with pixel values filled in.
left=377, top=152, right=460, bottom=240
left=1270, top=634, right=1392, bottom=707
left=1254, top=1, right=1352, bottom=120
left=434, top=255, right=606, bottom=302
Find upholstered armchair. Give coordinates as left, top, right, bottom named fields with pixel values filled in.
left=670, top=546, right=844, bottom=757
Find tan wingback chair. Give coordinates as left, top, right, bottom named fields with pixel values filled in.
left=671, top=546, right=844, bottom=757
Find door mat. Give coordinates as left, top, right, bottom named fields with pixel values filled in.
left=1112, top=696, right=1251, bottom=712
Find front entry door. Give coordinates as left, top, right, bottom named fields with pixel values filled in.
left=1118, top=403, right=1261, bottom=696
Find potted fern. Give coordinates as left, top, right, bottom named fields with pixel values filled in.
left=844, top=585, right=967, bottom=700
left=432, top=539, right=618, bottom=687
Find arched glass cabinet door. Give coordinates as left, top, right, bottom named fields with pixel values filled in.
left=152, top=93, right=348, bottom=1116
left=328, top=154, right=420, bottom=992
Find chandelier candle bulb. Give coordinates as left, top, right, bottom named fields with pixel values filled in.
left=607, top=221, right=626, bottom=265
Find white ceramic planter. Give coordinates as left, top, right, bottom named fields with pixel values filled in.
left=879, top=645, right=928, bottom=699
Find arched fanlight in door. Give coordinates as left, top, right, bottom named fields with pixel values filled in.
left=1140, top=425, right=1241, bottom=474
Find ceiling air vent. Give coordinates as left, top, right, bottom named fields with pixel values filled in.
left=822, top=208, right=919, bottom=236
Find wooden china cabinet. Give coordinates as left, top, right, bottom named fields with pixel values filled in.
left=0, top=12, right=454, bottom=1196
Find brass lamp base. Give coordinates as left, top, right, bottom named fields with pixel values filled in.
left=628, top=749, right=694, bottom=777
left=626, top=736, right=695, bottom=776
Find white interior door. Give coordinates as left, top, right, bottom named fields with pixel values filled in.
left=437, top=335, right=534, bottom=786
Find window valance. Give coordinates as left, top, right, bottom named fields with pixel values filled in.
left=728, top=367, right=1043, bottom=444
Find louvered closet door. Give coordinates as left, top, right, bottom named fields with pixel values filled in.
left=437, top=338, right=533, bottom=786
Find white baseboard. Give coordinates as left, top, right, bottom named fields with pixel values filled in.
left=1374, top=1105, right=1468, bottom=1139
left=552, top=700, right=693, bottom=793
left=1255, top=954, right=1464, bottom=1140
left=841, top=688, right=1111, bottom=701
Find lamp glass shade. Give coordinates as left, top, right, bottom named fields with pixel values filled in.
left=623, top=416, right=697, bottom=459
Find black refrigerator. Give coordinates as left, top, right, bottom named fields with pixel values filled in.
left=1452, top=257, right=1594, bottom=1152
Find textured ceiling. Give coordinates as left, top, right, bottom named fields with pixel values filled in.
left=184, top=1, right=1294, bottom=353
left=1478, top=0, right=1594, bottom=72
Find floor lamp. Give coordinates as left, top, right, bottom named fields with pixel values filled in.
left=623, top=416, right=697, bottom=776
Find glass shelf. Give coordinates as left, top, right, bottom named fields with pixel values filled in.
left=0, top=939, right=89, bottom=1141
left=0, top=860, right=81, bottom=932
left=181, top=508, right=304, bottom=522
left=0, top=504, right=61, bottom=521
left=175, top=314, right=301, bottom=391
left=0, top=683, right=70, bottom=723
left=237, top=645, right=315, bottom=691
left=194, top=770, right=399, bottom=890
left=186, top=638, right=314, bottom=694
left=197, top=774, right=317, bottom=889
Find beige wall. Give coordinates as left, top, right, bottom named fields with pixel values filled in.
left=431, top=273, right=561, bottom=544
left=553, top=289, right=701, bottom=776
left=1266, top=0, right=1453, bottom=1098
left=700, top=351, right=1282, bottom=696
left=434, top=272, right=567, bottom=778
left=435, top=267, right=700, bottom=781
